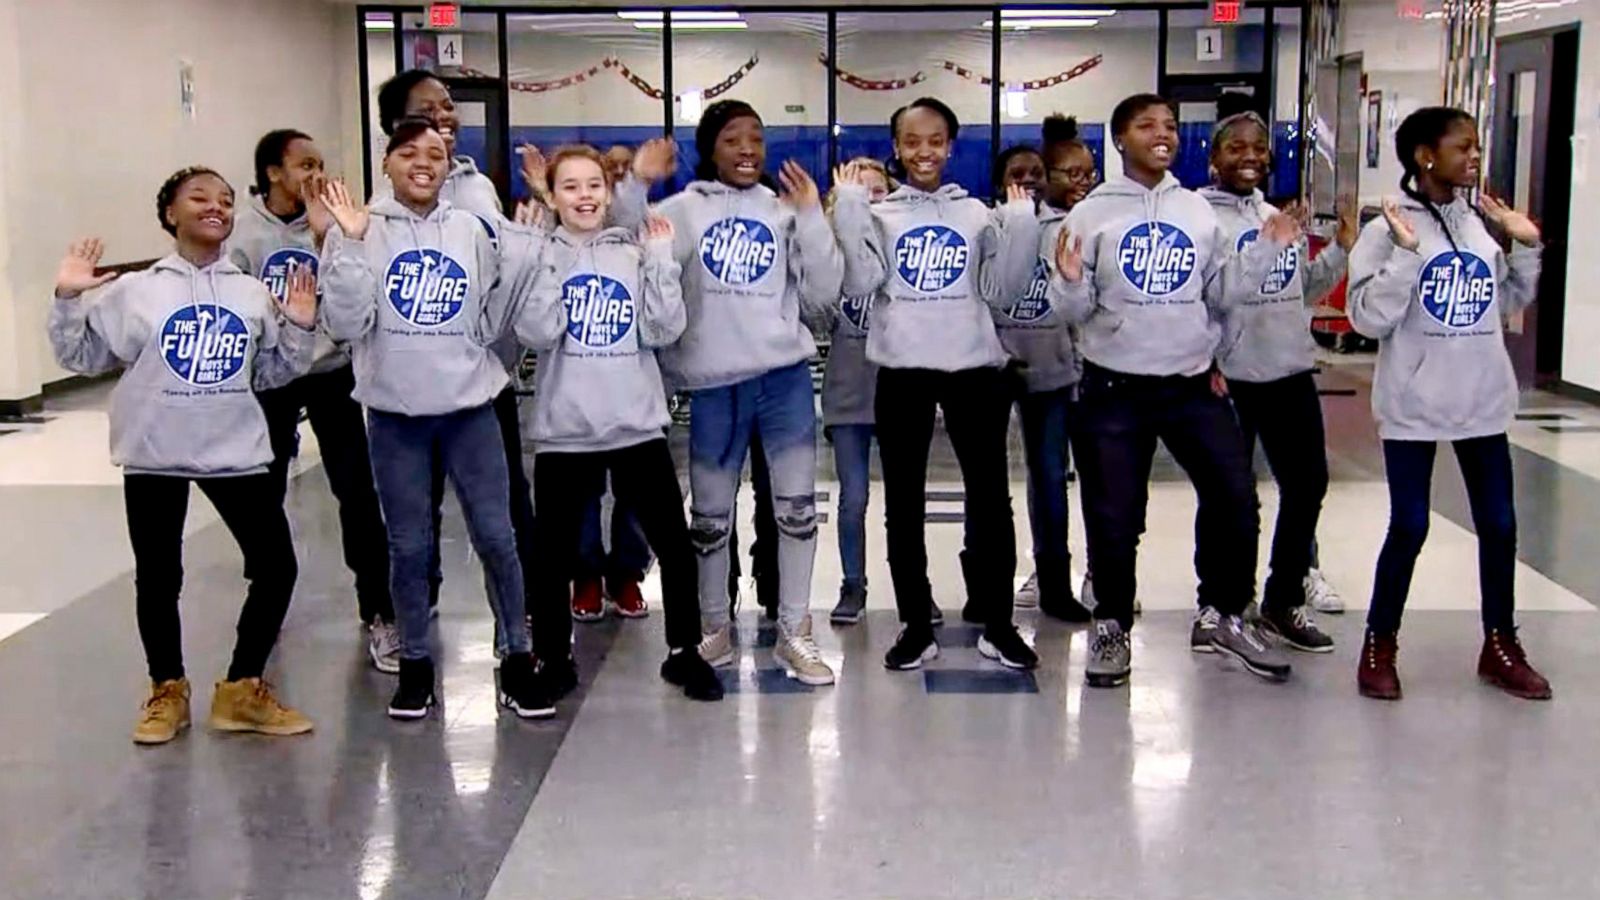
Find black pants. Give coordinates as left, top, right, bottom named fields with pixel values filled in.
left=428, top=386, right=538, bottom=608
left=1228, top=370, right=1329, bottom=610
left=258, top=364, right=393, bottom=624
left=1073, top=363, right=1260, bottom=630
left=876, top=366, right=1015, bottom=632
left=529, top=439, right=701, bottom=660
left=727, top=430, right=779, bottom=605
left=126, top=473, right=298, bottom=683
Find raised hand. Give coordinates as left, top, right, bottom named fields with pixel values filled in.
left=1335, top=199, right=1359, bottom=251
left=1381, top=197, right=1419, bottom=252
left=321, top=179, right=370, bottom=240
left=833, top=160, right=864, bottom=189
left=603, top=145, right=635, bottom=183
left=54, top=238, right=118, bottom=299
left=778, top=160, right=820, bottom=210
left=1005, top=183, right=1034, bottom=207
left=513, top=200, right=548, bottom=230
left=279, top=261, right=318, bottom=329
left=632, top=138, right=677, bottom=183
left=517, top=144, right=551, bottom=202
left=1481, top=194, right=1541, bottom=246
left=644, top=214, right=675, bottom=244
left=1262, top=210, right=1303, bottom=246
left=1054, top=228, right=1085, bottom=283
left=302, top=173, right=333, bottom=243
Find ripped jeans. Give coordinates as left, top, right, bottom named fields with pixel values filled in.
left=688, top=361, right=818, bottom=636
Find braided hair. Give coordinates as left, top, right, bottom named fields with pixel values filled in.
left=156, top=166, right=231, bottom=237
left=1395, top=106, right=1477, bottom=259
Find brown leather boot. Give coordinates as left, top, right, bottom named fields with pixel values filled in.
left=1478, top=629, right=1553, bottom=700
left=1357, top=631, right=1402, bottom=700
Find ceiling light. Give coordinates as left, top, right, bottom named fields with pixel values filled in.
left=1000, top=8, right=1117, bottom=16
left=985, top=17, right=1100, bottom=28
left=617, top=10, right=742, bottom=20
left=634, top=20, right=748, bottom=30
left=364, top=13, right=395, bottom=30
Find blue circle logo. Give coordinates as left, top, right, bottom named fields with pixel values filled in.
left=259, top=248, right=318, bottom=302
left=840, top=294, right=872, bottom=331
left=698, top=217, right=778, bottom=286
left=384, top=249, right=469, bottom=327
left=1235, top=229, right=1299, bottom=295
left=562, top=274, right=635, bottom=347
left=159, top=305, right=251, bottom=386
left=1005, top=256, right=1053, bottom=323
left=894, top=225, right=971, bottom=294
left=1118, top=222, right=1197, bottom=296
left=1417, top=251, right=1495, bottom=329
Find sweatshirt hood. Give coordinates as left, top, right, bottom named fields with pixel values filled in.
left=151, top=253, right=243, bottom=277
left=684, top=179, right=777, bottom=201
left=243, top=194, right=309, bottom=231
left=882, top=182, right=970, bottom=208
left=450, top=157, right=482, bottom=179
left=1198, top=185, right=1264, bottom=211
left=550, top=224, right=634, bottom=249
left=370, top=196, right=456, bottom=223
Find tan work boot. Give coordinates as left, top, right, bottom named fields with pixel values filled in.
left=209, top=677, right=314, bottom=736
left=133, top=678, right=192, bottom=745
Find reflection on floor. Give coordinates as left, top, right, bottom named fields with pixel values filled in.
left=1, top=362, right=1598, bottom=899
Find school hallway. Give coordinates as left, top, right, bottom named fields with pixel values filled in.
left=1, top=357, right=1597, bottom=900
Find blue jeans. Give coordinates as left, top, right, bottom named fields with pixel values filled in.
left=368, top=403, right=530, bottom=661
left=688, top=362, right=818, bottom=635
left=828, top=424, right=874, bottom=591
left=1368, top=435, right=1517, bottom=635
left=1017, top=384, right=1075, bottom=606
left=578, top=488, right=653, bottom=590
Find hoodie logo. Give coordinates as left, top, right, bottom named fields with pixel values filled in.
left=894, top=225, right=970, bottom=294
left=699, top=217, right=777, bottom=286
left=159, top=305, right=250, bottom=386
left=562, top=273, right=635, bottom=347
left=840, top=294, right=872, bottom=331
left=385, top=249, right=469, bottom=327
left=1118, top=222, right=1197, bottom=296
left=1235, top=229, right=1300, bottom=295
left=259, top=249, right=318, bottom=302
left=1418, top=251, right=1494, bottom=329
left=1005, top=256, right=1053, bottom=323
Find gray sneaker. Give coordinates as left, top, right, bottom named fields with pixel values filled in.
left=1190, top=606, right=1222, bottom=653
left=367, top=620, right=401, bottom=675
left=830, top=583, right=867, bottom=625
left=1085, top=620, right=1132, bottom=688
left=1014, top=572, right=1040, bottom=609
left=1210, top=615, right=1292, bottom=682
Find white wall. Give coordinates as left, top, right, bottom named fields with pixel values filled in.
left=0, top=0, right=357, bottom=402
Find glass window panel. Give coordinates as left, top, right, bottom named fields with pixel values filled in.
left=670, top=12, right=829, bottom=196
left=400, top=11, right=501, bottom=77
left=362, top=14, right=397, bottom=198
left=1272, top=7, right=1303, bottom=200
left=1165, top=8, right=1267, bottom=76
left=837, top=11, right=995, bottom=198
left=504, top=13, right=665, bottom=201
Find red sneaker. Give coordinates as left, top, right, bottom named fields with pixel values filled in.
left=1357, top=631, right=1402, bottom=700
left=610, top=579, right=649, bottom=619
left=1478, top=629, right=1552, bottom=700
left=571, top=578, right=605, bottom=623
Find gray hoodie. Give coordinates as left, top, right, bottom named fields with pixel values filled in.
left=48, top=254, right=314, bottom=477
left=613, top=177, right=843, bottom=390
left=226, top=195, right=347, bottom=374
left=1347, top=197, right=1541, bottom=442
left=834, top=182, right=1041, bottom=372
left=319, top=197, right=541, bottom=417
left=992, top=205, right=1079, bottom=393
left=514, top=225, right=684, bottom=453
left=818, top=292, right=877, bottom=427
left=1199, top=186, right=1348, bottom=383
left=1047, top=173, right=1283, bottom=377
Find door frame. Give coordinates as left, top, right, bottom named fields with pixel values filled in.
left=437, top=76, right=513, bottom=212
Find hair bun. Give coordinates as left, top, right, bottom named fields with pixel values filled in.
left=1042, top=113, right=1080, bottom=145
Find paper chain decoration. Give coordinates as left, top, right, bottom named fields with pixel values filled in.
left=824, top=54, right=1103, bottom=91
left=465, top=55, right=759, bottom=100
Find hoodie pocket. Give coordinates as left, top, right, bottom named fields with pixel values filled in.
left=140, top=390, right=267, bottom=472
left=1398, top=347, right=1503, bottom=433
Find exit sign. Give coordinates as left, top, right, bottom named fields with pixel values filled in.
left=428, top=3, right=460, bottom=29
left=1210, top=0, right=1243, bottom=24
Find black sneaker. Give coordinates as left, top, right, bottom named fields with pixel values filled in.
left=660, top=649, right=725, bottom=702
left=537, top=654, right=580, bottom=701
left=1261, top=603, right=1335, bottom=653
left=930, top=599, right=946, bottom=628
left=960, top=601, right=985, bottom=625
left=978, top=626, right=1039, bottom=670
left=830, top=583, right=867, bottom=625
left=497, top=654, right=556, bottom=719
left=388, top=657, right=436, bottom=720
left=884, top=628, right=939, bottom=670
left=1040, top=593, right=1093, bottom=624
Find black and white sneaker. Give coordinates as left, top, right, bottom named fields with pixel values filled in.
left=978, top=627, right=1039, bottom=670
left=497, top=654, right=556, bottom=719
left=1210, top=615, right=1292, bottom=682
left=1261, top=603, right=1335, bottom=653
left=537, top=654, right=580, bottom=701
left=388, top=657, right=436, bottom=720
left=884, top=628, right=939, bottom=670
left=1190, top=606, right=1223, bottom=653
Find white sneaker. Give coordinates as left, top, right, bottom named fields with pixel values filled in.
left=774, top=618, right=835, bottom=686
left=1305, top=569, right=1344, bottom=614
left=367, top=620, right=401, bottom=675
left=698, top=623, right=736, bottom=668
left=1014, top=572, right=1040, bottom=609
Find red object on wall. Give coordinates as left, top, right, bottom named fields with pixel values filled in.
left=1308, top=234, right=1353, bottom=336
left=428, top=3, right=459, bottom=29
left=1211, top=0, right=1243, bottom=24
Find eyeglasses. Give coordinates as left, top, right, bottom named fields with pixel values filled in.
left=1048, top=167, right=1097, bottom=184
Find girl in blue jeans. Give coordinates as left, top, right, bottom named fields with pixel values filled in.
left=1347, top=106, right=1549, bottom=701
left=319, top=119, right=551, bottom=720
left=614, top=100, right=843, bottom=685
